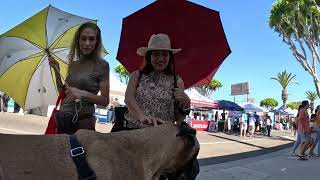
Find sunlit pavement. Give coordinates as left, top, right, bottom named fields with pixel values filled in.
left=197, top=147, right=320, bottom=180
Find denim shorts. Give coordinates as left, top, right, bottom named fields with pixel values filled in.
left=299, top=132, right=311, bottom=142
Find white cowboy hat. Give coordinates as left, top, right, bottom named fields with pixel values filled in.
left=137, top=33, right=182, bottom=56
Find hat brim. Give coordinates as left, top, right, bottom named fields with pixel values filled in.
left=137, top=47, right=182, bottom=56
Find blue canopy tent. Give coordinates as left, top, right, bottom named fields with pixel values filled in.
left=216, top=100, right=244, bottom=111
left=241, top=102, right=268, bottom=112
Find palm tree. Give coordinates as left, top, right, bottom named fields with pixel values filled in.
left=271, top=71, right=297, bottom=108
left=306, top=91, right=318, bottom=113
left=114, top=64, right=130, bottom=84
left=195, top=79, right=222, bottom=98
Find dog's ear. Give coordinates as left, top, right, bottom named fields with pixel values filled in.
left=176, top=121, right=196, bottom=147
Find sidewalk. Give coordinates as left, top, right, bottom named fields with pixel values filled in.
left=197, top=147, right=320, bottom=180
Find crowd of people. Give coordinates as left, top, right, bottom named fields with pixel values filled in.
left=291, top=100, right=320, bottom=160
left=238, top=111, right=272, bottom=137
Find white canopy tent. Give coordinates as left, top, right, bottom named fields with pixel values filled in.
left=109, top=72, right=127, bottom=106
left=185, top=88, right=217, bottom=108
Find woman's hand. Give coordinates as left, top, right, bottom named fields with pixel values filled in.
left=65, top=87, right=89, bottom=100
left=48, top=56, right=60, bottom=71
left=138, top=115, right=165, bottom=126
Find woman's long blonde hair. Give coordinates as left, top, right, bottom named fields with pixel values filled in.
left=68, top=22, right=102, bottom=74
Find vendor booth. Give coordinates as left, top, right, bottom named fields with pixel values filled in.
left=185, top=89, right=217, bottom=131
left=96, top=73, right=127, bottom=123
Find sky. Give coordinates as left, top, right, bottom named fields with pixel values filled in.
left=0, top=0, right=318, bottom=106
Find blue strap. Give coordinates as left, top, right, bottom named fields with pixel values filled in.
left=69, top=134, right=96, bottom=180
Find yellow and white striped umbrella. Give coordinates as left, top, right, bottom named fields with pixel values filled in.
left=0, top=5, right=102, bottom=110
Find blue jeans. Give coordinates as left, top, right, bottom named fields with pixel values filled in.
left=292, top=133, right=301, bottom=153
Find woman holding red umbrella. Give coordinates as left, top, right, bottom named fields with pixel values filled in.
left=124, top=33, right=191, bottom=129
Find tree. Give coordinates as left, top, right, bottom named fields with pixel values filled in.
left=269, top=0, right=320, bottom=97
left=195, top=78, right=222, bottom=98
left=271, top=70, right=297, bottom=108
left=260, top=98, right=278, bottom=110
left=114, top=64, right=130, bottom=84
left=287, top=102, right=300, bottom=110
left=306, top=91, right=318, bottom=113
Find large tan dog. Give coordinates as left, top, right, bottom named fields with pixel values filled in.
left=0, top=123, right=199, bottom=180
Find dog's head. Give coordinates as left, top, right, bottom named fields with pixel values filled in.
left=167, top=121, right=200, bottom=180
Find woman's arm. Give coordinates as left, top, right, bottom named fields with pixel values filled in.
left=84, top=71, right=110, bottom=107
left=125, top=71, right=145, bottom=120
left=48, top=56, right=64, bottom=92
left=174, top=76, right=191, bottom=122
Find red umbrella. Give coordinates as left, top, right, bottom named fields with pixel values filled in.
left=117, top=0, right=231, bottom=88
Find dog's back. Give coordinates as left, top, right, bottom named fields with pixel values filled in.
left=0, top=133, right=77, bottom=179
left=0, top=123, right=199, bottom=180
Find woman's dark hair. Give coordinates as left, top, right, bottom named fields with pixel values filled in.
left=315, top=105, right=320, bottom=113
left=68, top=22, right=102, bottom=74
left=301, top=100, right=309, bottom=108
left=296, top=105, right=303, bottom=117
left=311, top=114, right=316, bottom=119
left=140, top=50, right=175, bottom=75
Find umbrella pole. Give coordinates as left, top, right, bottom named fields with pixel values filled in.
left=46, top=50, right=69, bottom=87
left=172, top=55, right=191, bottom=120
left=172, top=55, right=178, bottom=120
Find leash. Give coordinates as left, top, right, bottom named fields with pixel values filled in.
left=69, top=134, right=96, bottom=180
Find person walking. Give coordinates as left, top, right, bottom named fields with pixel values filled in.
left=313, top=105, right=320, bottom=157
left=254, top=112, right=260, bottom=132
left=291, top=105, right=302, bottom=155
left=297, top=101, right=312, bottom=160
left=240, top=111, right=248, bottom=137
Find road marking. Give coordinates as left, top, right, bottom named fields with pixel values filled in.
left=0, top=127, right=36, bottom=134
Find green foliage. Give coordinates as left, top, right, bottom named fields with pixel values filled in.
left=269, top=0, right=320, bottom=42
left=114, top=64, right=130, bottom=84
left=271, top=70, right=297, bottom=89
left=260, top=98, right=278, bottom=109
left=271, top=70, right=297, bottom=108
left=306, top=91, right=318, bottom=101
left=287, top=102, right=300, bottom=109
left=195, top=78, right=222, bottom=97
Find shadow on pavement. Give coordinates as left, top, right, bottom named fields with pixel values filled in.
left=208, top=134, right=266, bottom=149
left=198, top=141, right=294, bottom=166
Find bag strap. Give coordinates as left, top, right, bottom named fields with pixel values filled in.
left=55, top=86, right=66, bottom=108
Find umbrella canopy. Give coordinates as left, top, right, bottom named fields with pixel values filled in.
left=117, top=0, right=231, bottom=88
left=216, top=100, right=243, bottom=111
left=0, top=5, right=104, bottom=110
left=241, top=102, right=268, bottom=112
